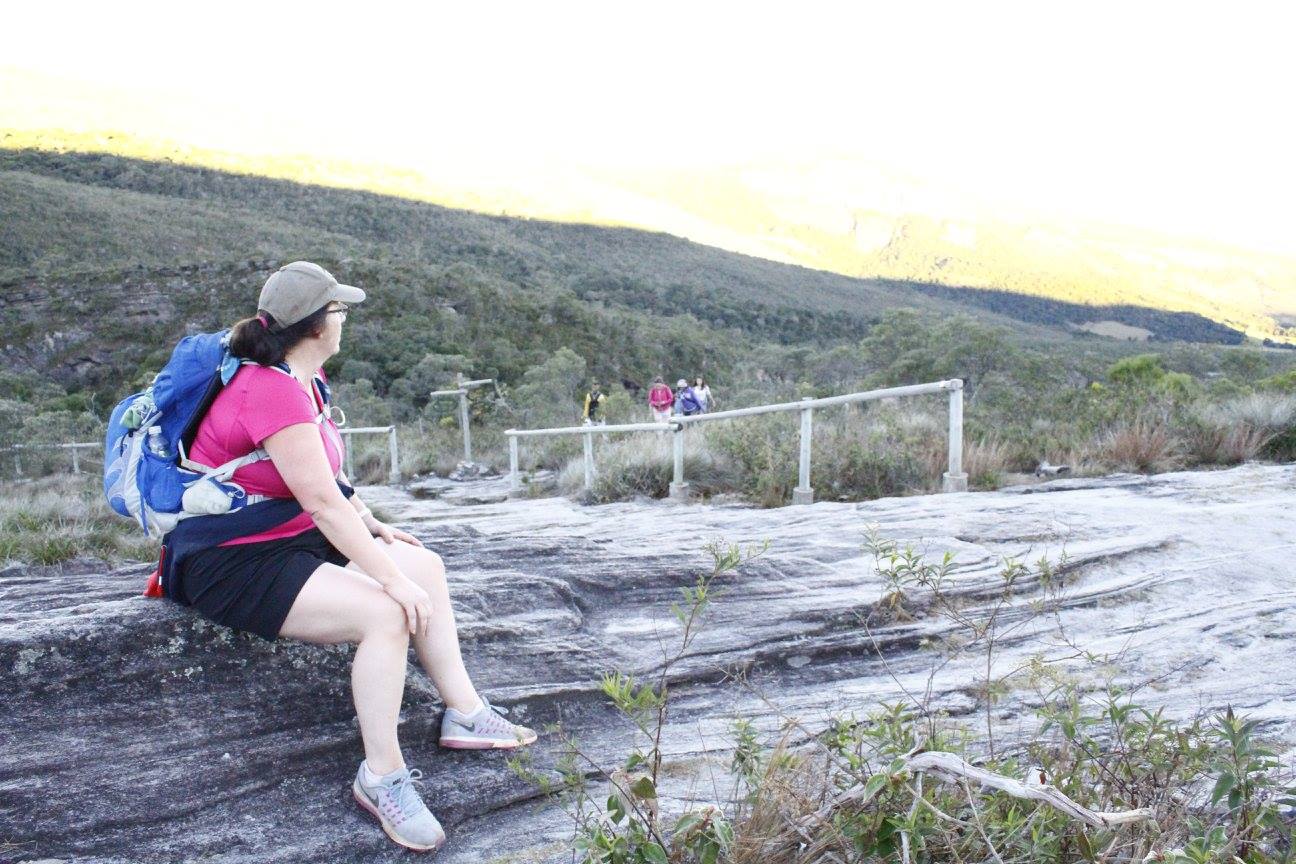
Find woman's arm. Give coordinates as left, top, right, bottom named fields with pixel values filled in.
left=335, top=470, right=368, bottom=516
left=264, top=423, right=432, bottom=635
left=339, top=476, right=424, bottom=549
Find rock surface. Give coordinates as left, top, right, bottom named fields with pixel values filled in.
left=3, top=463, right=1296, bottom=862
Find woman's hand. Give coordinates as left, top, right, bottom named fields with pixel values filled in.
left=364, top=514, right=425, bottom=547
left=383, top=576, right=433, bottom=637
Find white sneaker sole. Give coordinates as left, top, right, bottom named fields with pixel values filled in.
left=440, top=729, right=538, bottom=750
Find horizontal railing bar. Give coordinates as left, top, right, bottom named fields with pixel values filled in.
left=4, top=442, right=101, bottom=451
left=505, top=421, right=679, bottom=438
left=428, top=379, right=493, bottom=399
left=4, top=430, right=396, bottom=449
left=674, top=380, right=961, bottom=425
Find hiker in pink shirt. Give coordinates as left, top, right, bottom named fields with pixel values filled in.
left=647, top=376, right=674, bottom=422
left=170, top=261, right=534, bottom=853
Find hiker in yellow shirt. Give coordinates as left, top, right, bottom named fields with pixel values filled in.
left=583, top=380, right=608, bottom=426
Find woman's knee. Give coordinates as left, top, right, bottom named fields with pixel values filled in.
left=417, top=547, right=445, bottom=578
left=398, top=547, right=447, bottom=593
left=359, top=595, right=410, bottom=643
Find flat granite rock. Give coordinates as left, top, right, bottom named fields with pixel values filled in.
left=4, top=463, right=1296, bottom=862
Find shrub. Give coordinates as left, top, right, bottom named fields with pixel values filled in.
left=705, top=416, right=800, bottom=507
left=1183, top=400, right=1279, bottom=466
left=1098, top=419, right=1184, bottom=473
left=1107, top=353, right=1166, bottom=386
left=1257, top=369, right=1296, bottom=393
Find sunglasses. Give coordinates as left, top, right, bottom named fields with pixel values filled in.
left=326, top=303, right=350, bottom=321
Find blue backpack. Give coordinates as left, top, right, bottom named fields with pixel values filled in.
left=677, top=387, right=703, bottom=416
left=103, top=331, right=329, bottom=538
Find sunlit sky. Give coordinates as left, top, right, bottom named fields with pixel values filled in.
left=4, top=1, right=1294, bottom=253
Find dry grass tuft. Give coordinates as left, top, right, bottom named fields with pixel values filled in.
left=730, top=742, right=842, bottom=863
left=1098, top=420, right=1184, bottom=473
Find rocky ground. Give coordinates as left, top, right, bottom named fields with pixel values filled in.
left=3, top=463, right=1295, bottom=863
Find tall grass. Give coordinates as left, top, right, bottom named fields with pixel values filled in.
left=557, top=432, right=740, bottom=504
left=1209, top=392, right=1296, bottom=461
left=0, top=475, right=157, bottom=565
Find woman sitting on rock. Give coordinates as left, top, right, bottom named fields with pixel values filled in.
left=165, top=262, right=534, bottom=853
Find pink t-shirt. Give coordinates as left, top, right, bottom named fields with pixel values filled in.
left=187, top=364, right=345, bottom=546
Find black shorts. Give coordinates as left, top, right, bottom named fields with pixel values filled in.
left=174, top=528, right=349, bottom=641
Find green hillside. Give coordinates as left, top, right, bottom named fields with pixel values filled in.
left=2, top=146, right=1295, bottom=506
left=0, top=147, right=940, bottom=321
left=0, top=147, right=1259, bottom=349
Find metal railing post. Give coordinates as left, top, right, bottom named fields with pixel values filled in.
left=388, top=427, right=400, bottom=484
left=508, top=434, right=521, bottom=496
left=792, top=398, right=814, bottom=505
left=430, top=377, right=495, bottom=467
left=582, top=430, right=595, bottom=490
left=669, top=424, right=689, bottom=501
left=345, top=436, right=355, bottom=481
left=70, top=444, right=80, bottom=475
left=942, top=380, right=968, bottom=492
left=456, top=374, right=472, bottom=463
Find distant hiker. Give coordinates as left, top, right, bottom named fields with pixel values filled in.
left=694, top=376, right=715, bottom=413
left=583, top=380, right=608, bottom=425
left=674, top=378, right=703, bottom=416
left=155, top=262, right=534, bottom=853
left=648, top=376, right=674, bottom=423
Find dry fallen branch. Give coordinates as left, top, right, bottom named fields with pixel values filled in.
left=801, top=751, right=1154, bottom=835
left=906, top=752, right=1155, bottom=829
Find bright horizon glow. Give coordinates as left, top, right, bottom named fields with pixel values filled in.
left=3, top=1, right=1295, bottom=254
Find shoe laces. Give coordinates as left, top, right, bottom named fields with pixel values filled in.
left=479, top=709, right=513, bottom=734
left=473, top=699, right=521, bottom=734
left=385, top=769, right=427, bottom=823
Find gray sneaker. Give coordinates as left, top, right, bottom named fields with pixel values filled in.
left=440, top=697, right=538, bottom=750
left=352, top=764, right=446, bottom=853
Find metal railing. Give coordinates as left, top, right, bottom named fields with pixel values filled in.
left=338, top=426, right=402, bottom=484
left=5, top=427, right=402, bottom=485
left=504, top=379, right=967, bottom=503
left=506, top=421, right=679, bottom=493
left=5, top=441, right=101, bottom=478
left=429, top=375, right=496, bottom=464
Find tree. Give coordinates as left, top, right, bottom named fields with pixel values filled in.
left=388, top=353, right=471, bottom=420
left=510, top=347, right=588, bottom=428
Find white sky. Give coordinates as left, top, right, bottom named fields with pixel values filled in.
left=3, top=0, right=1294, bottom=252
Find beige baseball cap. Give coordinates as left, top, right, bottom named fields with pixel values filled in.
left=258, top=261, right=366, bottom=327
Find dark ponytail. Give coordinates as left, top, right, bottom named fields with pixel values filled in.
left=229, top=306, right=332, bottom=366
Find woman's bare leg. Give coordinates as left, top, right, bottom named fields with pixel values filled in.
left=278, top=563, right=410, bottom=774
left=350, top=539, right=480, bottom=714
